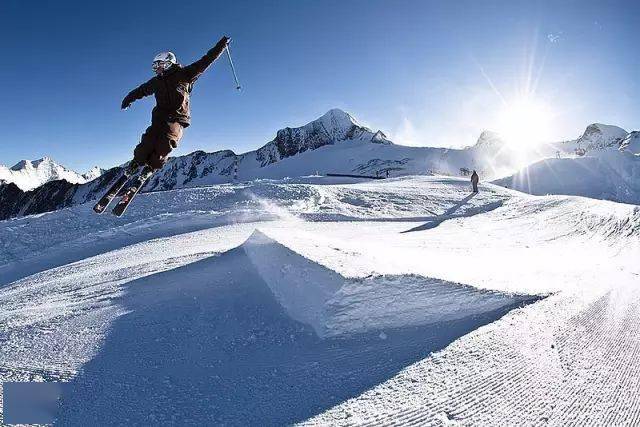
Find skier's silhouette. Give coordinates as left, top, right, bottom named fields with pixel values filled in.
left=471, top=170, right=479, bottom=193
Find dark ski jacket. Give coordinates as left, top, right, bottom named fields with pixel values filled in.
left=121, top=37, right=228, bottom=127
left=471, top=171, right=479, bottom=184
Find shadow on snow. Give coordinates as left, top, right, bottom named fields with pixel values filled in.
left=56, top=241, right=539, bottom=426
left=401, top=192, right=492, bottom=233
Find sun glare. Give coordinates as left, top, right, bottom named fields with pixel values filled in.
left=496, top=98, right=553, bottom=149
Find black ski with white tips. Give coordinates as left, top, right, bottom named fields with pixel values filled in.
left=93, top=174, right=130, bottom=214
left=93, top=161, right=139, bottom=214
left=111, top=167, right=154, bottom=217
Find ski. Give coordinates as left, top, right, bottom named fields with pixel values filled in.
left=93, top=162, right=140, bottom=214
left=111, top=167, right=154, bottom=217
left=93, top=174, right=130, bottom=214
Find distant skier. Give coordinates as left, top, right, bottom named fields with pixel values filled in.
left=94, top=36, right=231, bottom=216
left=471, top=170, right=479, bottom=193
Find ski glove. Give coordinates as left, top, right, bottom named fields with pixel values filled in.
left=211, top=36, right=231, bottom=55
left=121, top=97, right=132, bottom=110
left=218, top=36, right=231, bottom=48
left=180, top=36, right=232, bottom=83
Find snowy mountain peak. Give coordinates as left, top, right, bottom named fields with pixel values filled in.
left=318, top=108, right=360, bottom=130
left=11, top=156, right=56, bottom=172
left=33, top=155, right=53, bottom=165
left=576, top=123, right=628, bottom=150
left=1, top=156, right=104, bottom=191
left=82, top=166, right=106, bottom=182
left=11, top=159, right=34, bottom=171
left=302, top=108, right=370, bottom=141
left=254, top=109, right=390, bottom=166
left=472, top=131, right=507, bottom=150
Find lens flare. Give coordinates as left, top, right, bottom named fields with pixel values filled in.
left=497, top=98, right=553, bottom=149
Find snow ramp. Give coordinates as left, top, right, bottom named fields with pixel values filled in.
left=243, top=230, right=539, bottom=337
left=55, top=231, right=540, bottom=425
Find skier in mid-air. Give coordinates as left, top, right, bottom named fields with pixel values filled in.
left=471, top=170, right=479, bottom=193
left=94, top=35, right=231, bottom=216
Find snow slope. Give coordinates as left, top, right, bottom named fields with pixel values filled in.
left=495, top=121, right=640, bottom=204
left=495, top=148, right=640, bottom=204
left=1, top=176, right=639, bottom=424
left=0, top=157, right=103, bottom=191
left=544, top=123, right=629, bottom=155
left=620, top=131, right=640, bottom=154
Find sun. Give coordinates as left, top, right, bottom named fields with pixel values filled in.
left=496, top=98, right=553, bottom=148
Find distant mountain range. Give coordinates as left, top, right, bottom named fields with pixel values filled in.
left=1, top=109, right=638, bottom=220
left=0, top=157, right=104, bottom=191
left=496, top=124, right=640, bottom=204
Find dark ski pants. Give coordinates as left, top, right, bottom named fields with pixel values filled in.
left=133, top=121, right=184, bottom=170
left=472, top=182, right=478, bottom=192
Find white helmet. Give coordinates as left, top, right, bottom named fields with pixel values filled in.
left=152, top=51, right=177, bottom=73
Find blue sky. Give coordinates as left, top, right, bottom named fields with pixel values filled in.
left=1, top=0, right=638, bottom=171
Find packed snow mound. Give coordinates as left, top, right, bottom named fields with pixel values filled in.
left=243, top=229, right=343, bottom=335
left=495, top=150, right=640, bottom=204
left=0, top=156, right=103, bottom=191
left=34, top=227, right=537, bottom=425
left=243, top=229, right=535, bottom=337
left=323, top=274, right=536, bottom=337
left=620, top=131, right=640, bottom=154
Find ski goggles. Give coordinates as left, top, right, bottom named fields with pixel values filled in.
left=152, top=60, right=172, bottom=73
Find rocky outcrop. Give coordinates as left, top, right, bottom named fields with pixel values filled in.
left=255, top=109, right=389, bottom=166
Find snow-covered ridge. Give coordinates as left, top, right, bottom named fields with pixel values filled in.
left=495, top=122, right=640, bottom=203
left=576, top=123, right=628, bottom=150
left=81, top=166, right=106, bottom=181
left=3, top=115, right=634, bottom=196
left=0, top=156, right=103, bottom=191
left=495, top=150, right=640, bottom=205
left=2, top=111, right=638, bottom=221
left=144, top=109, right=562, bottom=193
left=254, top=108, right=390, bottom=167
left=552, top=123, right=629, bottom=155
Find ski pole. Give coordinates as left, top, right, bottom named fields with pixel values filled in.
left=226, top=44, right=241, bottom=91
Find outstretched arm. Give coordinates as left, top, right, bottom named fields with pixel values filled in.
left=121, top=79, right=154, bottom=109
left=181, top=36, right=230, bottom=83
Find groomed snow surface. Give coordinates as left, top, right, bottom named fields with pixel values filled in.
left=1, top=176, right=639, bottom=425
